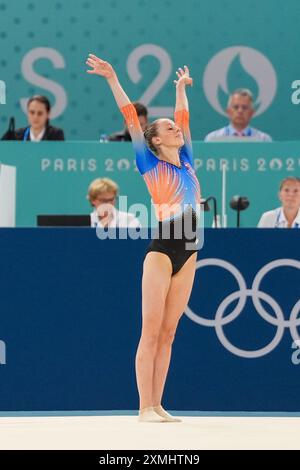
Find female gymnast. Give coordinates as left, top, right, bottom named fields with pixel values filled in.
left=86, top=54, right=201, bottom=422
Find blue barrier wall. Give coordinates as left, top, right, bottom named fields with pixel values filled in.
left=0, top=228, right=299, bottom=411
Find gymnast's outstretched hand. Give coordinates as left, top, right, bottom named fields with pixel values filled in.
left=174, top=65, right=193, bottom=88
left=86, top=54, right=115, bottom=80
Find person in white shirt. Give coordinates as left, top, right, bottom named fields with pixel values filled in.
left=258, top=177, right=300, bottom=228
left=87, top=177, right=141, bottom=228
left=204, top=89, right=272, bottom=142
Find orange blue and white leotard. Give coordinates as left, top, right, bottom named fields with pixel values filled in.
left=121, top=104, right=201, bottom=274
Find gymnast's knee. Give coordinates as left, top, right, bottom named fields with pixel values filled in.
left=157, top=327, right=176, bottom=348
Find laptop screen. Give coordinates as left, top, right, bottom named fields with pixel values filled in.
left=37, top=215, right=91, bottom=227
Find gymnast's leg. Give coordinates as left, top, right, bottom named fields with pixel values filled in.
left=152, top=253, right=197, bottom=421
left=136, top=251, right=172, bottom=422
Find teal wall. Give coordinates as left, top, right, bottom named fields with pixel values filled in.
left=0, top=0, right=300, bottom=140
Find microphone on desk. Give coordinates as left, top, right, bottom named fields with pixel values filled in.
left=1, top=116, right=15, bottom=140
left=230, top=196, right=250, bottom=228
left=201, top=197, right=219, bottom=228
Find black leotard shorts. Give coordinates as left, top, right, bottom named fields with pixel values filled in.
left=146, top=208, right=199, bottom=275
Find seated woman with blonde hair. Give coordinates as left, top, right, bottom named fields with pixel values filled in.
left=258, top=177, right=300, bottom=228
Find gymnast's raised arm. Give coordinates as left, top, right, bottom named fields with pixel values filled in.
left=174, top=65, right=193, bottom=156
left=86, top=53, right=144, bottom=144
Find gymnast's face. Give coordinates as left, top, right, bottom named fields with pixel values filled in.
left=152, top=119, right=184, bottom=149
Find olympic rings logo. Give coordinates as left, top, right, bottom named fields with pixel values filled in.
left=185, top=258, right=300, bottom=358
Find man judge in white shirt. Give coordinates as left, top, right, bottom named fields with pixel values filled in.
left=204, top=89, right=272, bottom=142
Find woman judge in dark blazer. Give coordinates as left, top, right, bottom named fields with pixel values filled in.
left=1, top=95, right=65, bottom=141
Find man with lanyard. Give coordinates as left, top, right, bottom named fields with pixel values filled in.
left=204, top=89, right=272, bottom=142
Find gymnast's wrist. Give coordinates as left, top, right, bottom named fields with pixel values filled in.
left=106, top=72, right=118, bottom=84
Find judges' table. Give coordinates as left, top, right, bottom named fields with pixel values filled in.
left=0, top=141, right=300, bottom=227
left=0, top=228, right=299, bottom=412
